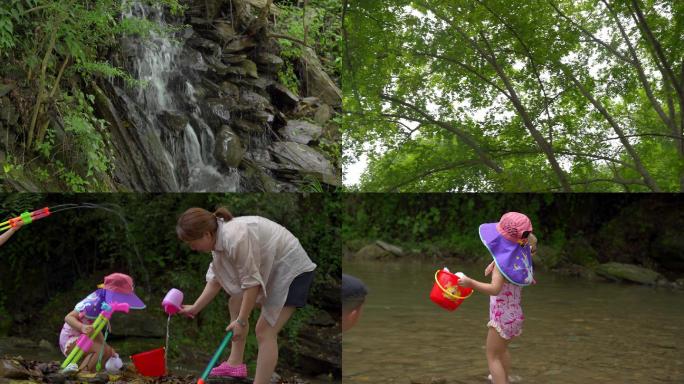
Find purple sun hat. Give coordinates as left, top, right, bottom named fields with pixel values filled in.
left=479, top=212, right=534, bottom=286
left=75, top=273, right=146, bottom=319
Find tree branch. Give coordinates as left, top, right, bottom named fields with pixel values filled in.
left=600, top=0, right=675, bottom=133
left=380, top=93, right=504, bottom=173
left=563, top=66, right=660, bottom=191
left=547, top=0, right=632, bottom=63
left=385, top=159, right=484, bottom=192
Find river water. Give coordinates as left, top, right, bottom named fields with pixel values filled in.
left=343, top=260, right=684, bottom=383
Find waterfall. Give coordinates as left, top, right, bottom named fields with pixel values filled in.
left=122, top=3, right=180, bottom=114
left=120, top=1, right=241, bottom=191
left=183, top=124, right=202, bottom=168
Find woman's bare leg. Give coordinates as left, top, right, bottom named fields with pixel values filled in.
left=252, top=307, right=296, bottom=384
left=226, top=295, right=247, bottom=366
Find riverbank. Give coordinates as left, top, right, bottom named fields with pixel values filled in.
left=0, top=355, right=331, bottom=384
left=345, top=239, right=684, bottom=289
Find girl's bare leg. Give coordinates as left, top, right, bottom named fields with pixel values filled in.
left=486, top=327, right=510, bottom=384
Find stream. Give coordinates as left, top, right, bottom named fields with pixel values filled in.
left=343, top=260, right=684, bottom=383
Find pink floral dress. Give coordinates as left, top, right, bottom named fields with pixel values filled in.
left=487, top=282, right=524, bottom=339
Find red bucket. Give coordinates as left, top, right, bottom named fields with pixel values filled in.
left=429, top=269, right=473, bottom=311
left=131, top=347, right=166, bottom=377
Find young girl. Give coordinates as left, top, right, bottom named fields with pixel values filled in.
left=176, top=207, right=316, bottom=384
left=457, top=212, right=538, bottom=384
left=59, top=273, right=146, bottom=372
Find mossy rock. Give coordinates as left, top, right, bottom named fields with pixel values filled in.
left=354, top=244, right=395, bottom=261
left=564, top=238, right=599, bottom=267
left=344, top=239, right=369, bottom=253
left=595, top=262, right=664, bottom=285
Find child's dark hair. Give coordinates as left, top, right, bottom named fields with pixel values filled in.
left=342, top=274, right=368, bottom=313
left=176, top=207, right=233, bottom=241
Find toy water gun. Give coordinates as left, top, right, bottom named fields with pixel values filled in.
left=60, top=302, right=130, bottom=371
left=197, top=330, right=234, bottom=384
left=0, top=207, right=50, bottom=232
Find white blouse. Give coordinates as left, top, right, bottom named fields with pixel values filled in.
left=206, top=216, right=316, bottom=325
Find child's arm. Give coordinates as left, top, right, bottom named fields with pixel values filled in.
left=64, top=310, right=94, bottom=335
left=458, top=265, right=505, bottom=296
left=485, top=261, right=495, bottom=276
left=529, top=233, right=538, bottom=258
left=180, top=280, right=222, bottom=316
left=0, top=221, right=22, bottom=247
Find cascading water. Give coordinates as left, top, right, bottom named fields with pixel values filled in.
left=119, top=1, right=240, bottom=191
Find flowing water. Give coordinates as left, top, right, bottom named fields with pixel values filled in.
left=166, top=315, right=171, bottom=373
left=343, top=260, right=684, bottom=383
left=118, top=2, right=240, bottom=192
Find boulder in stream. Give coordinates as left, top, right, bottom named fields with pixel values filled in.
left=354, top=243, right=397, bottom=261
left=376, top=240, right=405, bottom=257
left=595, top=262, right=664, bottom=285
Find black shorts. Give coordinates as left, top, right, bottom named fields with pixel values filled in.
left=284, top=270, right=315, bottom=308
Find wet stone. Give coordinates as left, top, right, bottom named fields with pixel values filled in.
left=238, top=90, right=271, bottom=112
left=220, top=81, right=240, bottom=99
left=280, top=120, right=322, bottom=145
left=254, top=52, right=284, bottom=69
left=241, top=59, right=258, bottom=78
left=0, top=359, right=30, bottom=379
left=269, top=142, right=337, bottom=185
left=214, top=125, right=245, bottom=168
left=187, top=36, right=221, bottom=56
left=158, top=111, right=189, bottom=134
left=267, top=83, right=298, bottom=111
left=222, top=54, right=248, bottom=64
left=46, top=372, right=67, bottom=384
left=224, top=36, right=256, bottom=53
left=213, top=21, right=236, bottom=42
left=232, top=119, right=265, bottom=134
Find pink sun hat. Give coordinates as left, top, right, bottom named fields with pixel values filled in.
left=479, top=212, right=535, bottom=286
left=77, top=273, right=146, bottom=318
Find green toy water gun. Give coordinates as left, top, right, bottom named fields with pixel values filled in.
left=197, top=330, right=234, bottom=384
left=60, top=302, right=129, bottom=371
left=0, top=207, right=50, bottom=232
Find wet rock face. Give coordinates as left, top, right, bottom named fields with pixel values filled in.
left=92, top=0, right=340, bottom=192
left=269, top=142, right=338, bottom=186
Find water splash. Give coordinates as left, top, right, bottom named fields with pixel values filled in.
left=166, top=314, right=171, bottom=373
left=48, top=203, right=151, bottom=293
